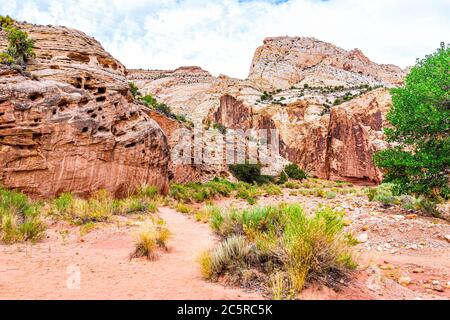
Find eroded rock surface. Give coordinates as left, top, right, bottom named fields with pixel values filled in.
left=248, top=36, right=406, bottom=91
left=0, top=24, right=170, bottom=198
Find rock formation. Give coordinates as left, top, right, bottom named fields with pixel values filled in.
left=129, top=37, right=405, bottom=183
left=248, top=36, right=406, bottom=91
left=0, top=24, right=170, bottom=198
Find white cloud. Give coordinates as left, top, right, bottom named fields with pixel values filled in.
left=2, top=0, right=449, bottom=78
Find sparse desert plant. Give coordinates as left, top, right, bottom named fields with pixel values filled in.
left=0, top=187, right=45, bottom=243
left=175, top=202, right=192, bottom=214
left=0, top=15, right=14, bottom=28
left=3, top=26, right=35, bottom=66
left=138, top=185, right=159, bottom=199
left=118, top=197, right=148, bottom=214
left=130, top=219, right=171, bottom=260
left=261, top=183, right=283, bottom=196
left=147, top=202, right=158, bottom=214
left=195, top=206, right=220, bottom=224
left=325, top=191, right=337, bottom=199
left=202, top=204, right=356, bottom=298
left=229, top=163, right=263, bottom=184
left=129, top=82, right=141, bottom=98
left=201, top=235, right=252, bottom=280
left=278, top=171, right=288, bottom=184
left=53, top=189, right=114, bottom=225
left=284, top=181, right=300, bottom=189
left=284, top=164, right=307, bottom=180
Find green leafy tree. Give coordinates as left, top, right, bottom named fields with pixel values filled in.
left=4, top=26, right=35, bottom=66
left=373, top=43, right=450, bottom=201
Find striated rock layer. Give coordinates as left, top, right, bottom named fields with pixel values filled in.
left=0, top=24, right=170, bottom=198
left=129, top=37, right=403, bottom=183
left=248, top=36, right=406, bottom=91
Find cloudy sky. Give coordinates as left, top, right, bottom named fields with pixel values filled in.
left=2, top=0, right=449, bottom=78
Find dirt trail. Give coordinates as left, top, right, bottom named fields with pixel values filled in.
left=0, top=208, right=262, bottom=300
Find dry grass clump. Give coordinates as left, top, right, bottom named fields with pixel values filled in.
left=130, top=218, right=171, bottom=260
left=201, top=204, right=357, bottom=299
left=51, top=187, right=162, bottom=225
left=0, top=187, right=46, bottom=244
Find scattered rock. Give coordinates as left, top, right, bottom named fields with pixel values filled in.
left=398, top=276, right=412, bottom=286
left=357, top=233, right=369, bottom=243
left=443, top=235, right=450, bottom=243
left=412, top=268, right=425, bottom=274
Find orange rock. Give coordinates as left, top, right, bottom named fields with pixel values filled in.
left=0, top=24, right=170, bottom=198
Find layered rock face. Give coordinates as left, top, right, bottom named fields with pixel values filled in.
left=0, top=24, right=170, bottom=198
left=248, top=37, right=405, bottom=91
left=129, top=37, right=403, bottom=183
left=326, top=89, right=391, bottom=182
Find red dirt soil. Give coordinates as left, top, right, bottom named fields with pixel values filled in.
left=0, top=207, right=262, bottom=300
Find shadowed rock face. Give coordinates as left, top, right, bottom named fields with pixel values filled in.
left=211, top=90, right=391, bottom=183
left=0, top=24, right=170, bottom=198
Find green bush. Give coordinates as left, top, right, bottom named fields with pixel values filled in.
left=284, top=164, right=307, bottom=180
left=0, top=15, right=14, bottom=28
left=373, top=43, right=450, bottom=202
left=229, top=163, right=263, bottom=184
left=203, top=204, right=356, bottom=297
left=278, top=171, right=288, bottom=184
left=0, top=187, right=45, bottom=243
left=3, top=26, right=35, bottom=66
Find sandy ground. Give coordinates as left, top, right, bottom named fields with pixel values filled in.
left=1, top=190, right=449, bottom=300
left=0, top=207, right=262, bottom=300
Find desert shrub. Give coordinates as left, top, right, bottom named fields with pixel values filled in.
left=118, top=197, right=148, bottom=214
left=0, top=52, right=14, bottom=65
left=3, top=26, right=35, bottom=66
left=175, top=203, right=192, bottom=214
left=364, top=183, right=395, bottom=202
left=203, top=204, right=355, bottom=297
left=53, top=192, right=74, bottom=216
left=52, top=190, right=114, bottom=225
left=0, top=187, right=45, bottom=243
left=130, top=219, right=171, bottom=260
left=278, top=171, right=288, bottom=184
left=229, top=163, right=263, bottom=184
left=170, top=179, right=234, bottom=204
left=235, top=185, right=260, bottom=205
left=147, top=202, right=158, bottom=214
left=325, top=191, right=337, bottom=199
left=137, top=185, right=159, bottom=199
left=284, top=164, right=307, bottom=180
left=195, top=206, right=220, bottom=223
left=199, top=235, right=252, bottom=280
left=261, top=183, right=283, bottom=196
left=213, top=123, right=227, bottom=135
left=284, top=181, right=300, bottom=189
left=129, top=82, right=141, bottom=98
left=0, top=15, right=14, bottom=28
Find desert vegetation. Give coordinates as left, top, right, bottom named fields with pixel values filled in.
left=374, top=43, right=449, bottom=213
left=130, top=218, right=171, bottom=260
left=0, top=16, right=35, bottom=67
left=199, top=204, right=357, bottom=299
left=0, top=187, right=45, bottom=244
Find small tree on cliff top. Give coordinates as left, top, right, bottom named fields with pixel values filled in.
left=373, top=43, right=450, bottom=201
